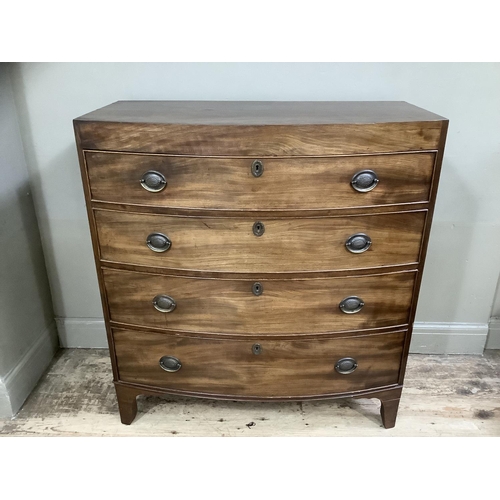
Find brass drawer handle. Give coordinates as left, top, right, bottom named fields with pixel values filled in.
left=159, top=356, right=182, bottom=372
left=345, top=233, right=372, bottom=254
left=251, top=160, right=264, bottom=177
left=351, top=170, right=379, bottom=192
left=153, top=295, right=176, bottom=313
left=339, top=296, right=365, bottom=314
left=335, top=357, right=358, bottom=375
left=146, top=232, right=171, bottom=252
left=140, top=170, right=167, bottom=192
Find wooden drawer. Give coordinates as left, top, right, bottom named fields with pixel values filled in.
left=103, top=268, right=416, bottom=334
left=95, top=209, right=426, bottom=273
left=113, top=329, right=405, bottom=398
left=86, top=152, right=435, bottom=210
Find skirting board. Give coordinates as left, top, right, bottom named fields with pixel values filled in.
left=486, top=318, right=500, bottom=349
left=56, top=318, right=489, bottom=355
left=0, top=321, right=59, bottom=418
left=56, top=318, right=108, bottom=348
left=411, top=322, right=488, bottom=355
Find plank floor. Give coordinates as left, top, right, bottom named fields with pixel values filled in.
left=1, top=349, right=499, bottom=436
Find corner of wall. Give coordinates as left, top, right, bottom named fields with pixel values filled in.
left=486, top=318, right=500, bottom=350
left=0, top=379, right=13, bottom=419
left=0, top=322, right=59, bottom=418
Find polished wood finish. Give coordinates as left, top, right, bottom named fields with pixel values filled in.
left=74, top=118, right=120, bottom=381
left=74, top=101, right=444, bottom=156
left=91, top=199, right=430, bottom=219
left=398, top=120, right=449, bottom=385
left=15, top=350, right=500, bottom=436
left=95, top=209, right=426, bottom=273
left=114, top=383, right=139, bottom=425
left=74, top=101, right=448, bottom=428
left=86, top=151, right=435, bottom=210
left=74, top=100, right=447, bottom=125
left=380, top=397, right=401, bottom=429
left=76, top=121, right=442, bottom=157
left=113, top=328, right=405, bottom=398
left=112, top=380, right=405, bottom=429
left=98, top=259, right=421, bottom=280
left=103, top=267, right=416, bottom=334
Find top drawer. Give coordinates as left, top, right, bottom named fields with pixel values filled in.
left=75, top=101, right=446, bottom=155
left=85, top=152, right=435, bottom=211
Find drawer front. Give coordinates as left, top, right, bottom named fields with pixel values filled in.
left=95, top=210, right=426, bottom=273
left=113, top=329, right=405, bottom=397
left=86, top=152, right=435, bottom=210
left=103, top=268, right=416, bottom=334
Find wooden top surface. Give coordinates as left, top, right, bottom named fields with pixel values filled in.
left=74, top=101, right=446, bottom=125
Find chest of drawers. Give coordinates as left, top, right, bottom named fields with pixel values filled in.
left=74, top=101, right=448, bottom=428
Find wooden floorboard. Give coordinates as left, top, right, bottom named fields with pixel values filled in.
left=1, top=349, right=499, bottom=436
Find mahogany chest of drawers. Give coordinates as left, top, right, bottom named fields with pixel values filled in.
left=74, top=101, right=448, bottom=428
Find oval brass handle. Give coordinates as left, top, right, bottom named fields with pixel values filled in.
left=153, top=295, right=176, bottom=313
left=159, top=356, right=182, bottom=372
left=140, top=170, right=167, bottom=192
left=345, top=233, right=372, bottom=254
left=146, top=232, right=171, bottom=253
left=251, top=160, right=264, bottom=177
left=351, top=170, right=379, bottom=192
left=335, top=357, right=358, bottom=375
left=339, top=296, right=365, bottom=314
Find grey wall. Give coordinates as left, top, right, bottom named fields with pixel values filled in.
left=486, top=276, right=500, bottom=349
left=0, top=64, right=58, bottom=417
left=9, top=62, right=500, bottom=352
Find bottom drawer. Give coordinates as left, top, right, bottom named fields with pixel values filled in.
left=113, top=329, right=405, bottom=398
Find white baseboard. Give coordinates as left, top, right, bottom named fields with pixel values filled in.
left=486, top=318, right=500, bottom=349
left=410, top=322, right=488, bottom=354
left=0, top=321, right=59, bottom=418
left=55, top=317, right=489, bottom=354
left=56, top=317, right=108, bottom=348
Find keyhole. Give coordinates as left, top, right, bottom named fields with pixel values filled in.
left=253, top=221, right=265, bottom=236
left=251, top=160, right=264, bottom=177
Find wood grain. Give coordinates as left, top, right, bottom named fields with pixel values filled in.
left=76, top=122, right=442, bottom=156
left=4, top=349, right=498, bottom=436
left=114, top=384, right=138, bottom=425
left=103, top=268, right=416, bottom=335
left=95, top=209, right=426, bottom=273
left=380, top=397, right=401, bottom=428
left=75, top=101, right=447, bottom=125
left=398, top=120, right=449, bottom=385
left=74, top=101, right=444, bottom=155
left=73, top=101, right=449, bottom=427
left=91, top=199, right=430, bottom=219
left=113, top=329, right=405, bottom=398
left=99, top=260, right=420, bottom=280
left=73, top=121, right=120, bottom=381
left=86, top=151, right=435, bottom=210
